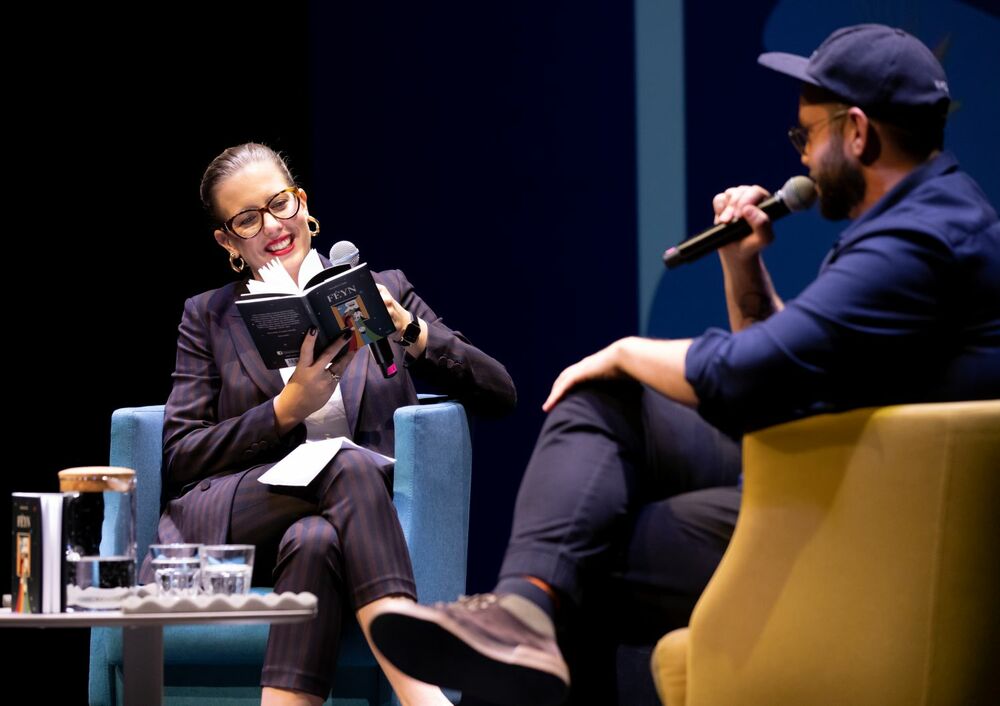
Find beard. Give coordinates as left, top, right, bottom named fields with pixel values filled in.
left=813, top=133, right=867, bottom=221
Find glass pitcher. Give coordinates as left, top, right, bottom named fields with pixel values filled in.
left=58, top=466, right=136, bottom=611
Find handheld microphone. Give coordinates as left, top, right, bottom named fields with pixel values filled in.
left=329, top=240, right=360, bottom=269
left=328, top=240, right=398, bottom=378
left=662, top=176, right=816, bottom=269
left=369, top=334, right=398, bottom=378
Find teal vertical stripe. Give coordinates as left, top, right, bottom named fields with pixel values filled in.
left=635, top=0, right=685, bottom=334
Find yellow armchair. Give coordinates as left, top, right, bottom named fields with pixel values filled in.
left=652, top=400, right=1000, bottom=706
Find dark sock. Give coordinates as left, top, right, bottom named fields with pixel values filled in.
left=495, top=577, right=556, bottom=623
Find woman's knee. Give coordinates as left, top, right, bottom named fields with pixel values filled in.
left=318, top=448, right=395, bottom=509
left=276, top=516, right=342, bottom=571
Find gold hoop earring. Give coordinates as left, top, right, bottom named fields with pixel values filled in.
left=229, top=251, right=245, bottom=273
left=307, top=216, right=321, bottom=238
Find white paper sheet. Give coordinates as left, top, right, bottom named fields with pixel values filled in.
left=256, top=437, right=395, bottom=487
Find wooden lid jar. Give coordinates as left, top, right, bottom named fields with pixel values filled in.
left=58, top=467, right=135, bottom=493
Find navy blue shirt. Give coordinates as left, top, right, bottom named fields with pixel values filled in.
left=686, top=151, right=1000, bottom=435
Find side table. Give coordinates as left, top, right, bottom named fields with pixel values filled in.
left=0, top=597, right=316, bottom=706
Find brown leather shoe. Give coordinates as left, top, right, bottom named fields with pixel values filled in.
left=370, top=593, right=570, bottom=705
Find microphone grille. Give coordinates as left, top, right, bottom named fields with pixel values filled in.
left=780, top=175, right=817, bottom=212
left=329, top=240, right=360, bottom=267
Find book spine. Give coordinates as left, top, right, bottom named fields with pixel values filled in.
left=10, top=496, right=42, bottom=614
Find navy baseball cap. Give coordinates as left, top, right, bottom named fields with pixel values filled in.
left=758, top=24, right=950, bottom=120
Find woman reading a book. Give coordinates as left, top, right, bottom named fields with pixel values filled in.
left=143, top=143, right=516, bottom=706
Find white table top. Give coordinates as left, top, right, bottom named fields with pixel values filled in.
left=0, top=604, right=315, bottom=628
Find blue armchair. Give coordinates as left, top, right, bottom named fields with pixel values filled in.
left=90, top=399, right=472, bottom=706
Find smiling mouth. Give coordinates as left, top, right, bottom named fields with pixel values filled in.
left=265, top=234, right=295, bottom=255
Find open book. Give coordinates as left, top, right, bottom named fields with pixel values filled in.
left=236, top=260, right=396, bottom=369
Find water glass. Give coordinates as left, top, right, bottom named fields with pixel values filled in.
left=200, top=544, right=255, bottom=595
left=149, top=544, right=201, bottom=596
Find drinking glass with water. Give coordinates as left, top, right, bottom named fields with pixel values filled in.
left=200, top=544, right=255, bottom=595
left=149, top=544, right=202, bottom=596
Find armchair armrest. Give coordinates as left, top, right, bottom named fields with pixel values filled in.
left=109, top=405, right=165, bottom=567
left=392, top=400, right=473, bottom=603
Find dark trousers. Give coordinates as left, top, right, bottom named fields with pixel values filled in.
left=500, top=380, right=742, bottom=640
left=228, top=447, right=417, bottom=698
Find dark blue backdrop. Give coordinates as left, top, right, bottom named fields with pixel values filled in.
left=305, top=2, right=638, bottom=592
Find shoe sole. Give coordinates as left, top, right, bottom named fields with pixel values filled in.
left=370, top=602, right=570, bottom=706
